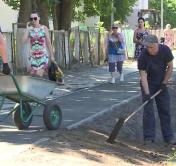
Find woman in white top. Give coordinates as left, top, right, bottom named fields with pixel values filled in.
left=164, top=24, right=174, bottom=49
left=105, top=24, right=126, bottom=83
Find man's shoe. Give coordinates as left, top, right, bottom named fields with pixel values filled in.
left=166, top=137, right=176, bottom=145
left=144, top=138, right=154, bottom=146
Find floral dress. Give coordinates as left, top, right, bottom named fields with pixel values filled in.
left=134, top=30, right=149, bottom=60
left=29, top=26, right=48, bottom=73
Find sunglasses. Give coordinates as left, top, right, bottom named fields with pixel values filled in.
left=30, top=17, right=38, bottom=21
left=112, top=27, right=118, bottom=29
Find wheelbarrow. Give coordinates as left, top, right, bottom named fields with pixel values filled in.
left=0, top=74, right=62, bottom=130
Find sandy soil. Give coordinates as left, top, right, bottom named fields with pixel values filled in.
left=0, top=128, right=173, bottom=166
left=1, top=88, right=176, bottom=166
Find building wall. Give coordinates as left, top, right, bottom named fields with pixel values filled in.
left=127, top=0, right=148, bottom=30
left=0, top=0, right=18, bottom=32
left=134, top=0, right=148, bottom=10
left=0, top=0, right=149, bottom=31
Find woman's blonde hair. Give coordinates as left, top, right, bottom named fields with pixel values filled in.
left=166, top=24, right=171, bottom=29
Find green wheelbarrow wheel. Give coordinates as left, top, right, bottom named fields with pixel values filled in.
left=13, top=102, right=33, bottom=130
left=43, top=103, right=62, bottom=130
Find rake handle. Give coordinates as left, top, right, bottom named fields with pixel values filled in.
left=106, top=89, right=162, bottom=144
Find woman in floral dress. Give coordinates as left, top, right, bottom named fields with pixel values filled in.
left=23, top=11, right=55, bottom=77
left=133, top=17, right=150, bottom=61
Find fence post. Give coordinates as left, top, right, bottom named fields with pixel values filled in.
left=65, top=31, right=70, bottom=69
left=16, top=28, right=30, bottom=73
left=74, top=27, right=80, bottom=62
left=82, top=31, right=89, bottom=63
left=12, top=23, right=16, bottom=73
left=87, top=27, right=93, bottom=66
left=93, top=28, right=101, bottom=65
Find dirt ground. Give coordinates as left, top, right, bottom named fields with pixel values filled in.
left=0, top=128, right=174, bottom=166
left=1, top=88, right=176, bottom=166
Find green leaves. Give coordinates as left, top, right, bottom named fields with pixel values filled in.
left=73, top=0, right=137, bottom=23
left=114, top=0, right=137, bottom=22
left=2, top=0, right=20, bottom=9
left=2, top=0, right=138, bottom=30
left=73, top=0, right=111, bottom=21
left=149, top=0, right=176, bottom=27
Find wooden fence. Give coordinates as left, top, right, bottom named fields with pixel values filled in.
left=4, top=27, right=175, bottom=73
left=5, top=25, right=108, bottom=73
left=150, top=29, right=176, bottom=48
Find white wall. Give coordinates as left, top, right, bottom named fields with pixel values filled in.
left=72, top=16, right=100, bottom=28
left=84, top=16, right=100, bottom=27
left=127, top=0, right=148, bottom=30
left=133, top=0, right=148, bottom=10
left=0, top=0, right=18, bottom=32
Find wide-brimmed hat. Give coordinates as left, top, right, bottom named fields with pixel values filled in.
left=143, top=34, right=158, bottom=46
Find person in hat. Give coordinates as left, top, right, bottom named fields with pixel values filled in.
left=133, top=17, right=150, bottom=61
left=0, top=27, right=10, bottom=75
left=163, top=24, right=174, bottom=49
left=105, top=24, right=126, bottom=83
left=138, top=34, right=175, bottom=145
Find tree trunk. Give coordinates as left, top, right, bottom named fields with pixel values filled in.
left=56, top=0, right=74, bottom=30
left=18, top=0, right=32, bottom=27
left=18, top=0, right=49, bottom=28
left=32, top=0, right=38, bottom=11
left=100, top=16, right=111, bottom=31
left=36, top=0, right=49, bottom=27
left=51, top=4, right=58, bottom=30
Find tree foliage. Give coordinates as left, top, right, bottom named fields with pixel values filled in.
left=149, top=0, right=176, bottom=28
left=102, top=0, right=137, bottom=30
left=2, top=0, right=137, bottom=30
left=2, top=0, right=60, bottom=28
left=73, top=0, right=137, bottom=23
left=114, top=0, right=137, bottom=22
left=2, top=0, right=20, bottom=9
left=2, top=0, right=60, bottom=10
left=73, top=0, right=111, bottom=21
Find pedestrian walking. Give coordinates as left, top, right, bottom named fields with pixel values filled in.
left=0, top=27, right=10, bottom=75
left=138, top=34, right=176, bottom=145
left=22, top=11, right=56, bottom=77
left=133, top=17, right=150, bottom=61
left=105, top=24, right=126, bottom=84
left=164, top=24, right=174, bottom=50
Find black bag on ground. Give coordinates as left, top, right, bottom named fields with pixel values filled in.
left=48, top=62, right=58, bottom=81
left=2, top=63, right=10, bottom=75
left=48, top=62, right=64, bottom=84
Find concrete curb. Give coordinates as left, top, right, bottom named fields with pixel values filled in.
left=67, top=93, right=141, bottom=130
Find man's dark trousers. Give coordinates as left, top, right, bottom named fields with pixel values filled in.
left=142, top=83, right=173, bottom=142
